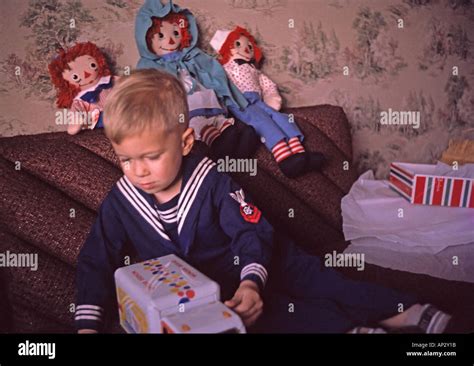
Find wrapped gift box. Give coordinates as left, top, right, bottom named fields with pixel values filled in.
left=389, top=162, right=474, bottom=208
left=114, top=254, right=245, bottom=333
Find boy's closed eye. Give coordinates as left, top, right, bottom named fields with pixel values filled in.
left=145, top=153, right=161, bottom=160
left=118, top=153, right=162, bottom=163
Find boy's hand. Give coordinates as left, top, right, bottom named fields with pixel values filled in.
left=225, top=280, right=263, bottom=327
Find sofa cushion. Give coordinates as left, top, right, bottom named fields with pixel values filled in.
left=0, top=133, right=121, bottom=211
left=0, top=229, right=76, bottom=331
left=0, top=158, right=95, bottom=265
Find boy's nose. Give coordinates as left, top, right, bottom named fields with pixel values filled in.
left=84, top=71, right=91, bottom=79
left=169, top=37, right=175, bottom=45
left=132, top=160, right=149, bottom=177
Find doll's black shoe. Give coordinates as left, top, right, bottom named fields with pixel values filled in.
left=234, top=124, right=260, bottom=159
left=278, top=154, right=307, bottom=178
left=209, top=126, right=238, bottom=160
left=304, top=151, right=327, bottom=172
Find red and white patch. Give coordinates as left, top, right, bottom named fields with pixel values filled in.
left=230, top=189, right=261, bottom=224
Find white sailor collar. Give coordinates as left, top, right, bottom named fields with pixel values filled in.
left=116, top=155, right=216, bottom=242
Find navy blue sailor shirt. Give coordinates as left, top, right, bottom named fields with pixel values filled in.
left=75, top=153, right=274, bottom=331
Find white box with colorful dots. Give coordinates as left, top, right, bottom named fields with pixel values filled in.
left=114, top=254, right=246, bottom=333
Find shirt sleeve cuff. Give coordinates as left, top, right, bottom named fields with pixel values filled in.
left=75, top=304, right=104, bottom=332
left=240, top=263, right=268, bottom=290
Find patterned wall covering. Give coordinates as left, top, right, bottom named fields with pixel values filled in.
left=0, top=0, right=473, bottom=177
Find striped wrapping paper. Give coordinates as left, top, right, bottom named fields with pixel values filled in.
left=389, top=162, right=474, bottom=208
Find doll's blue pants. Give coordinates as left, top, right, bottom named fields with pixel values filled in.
left=228, top=92, right=304, bottom=151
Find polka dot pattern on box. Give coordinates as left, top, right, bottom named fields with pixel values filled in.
left=142, top=259, right=196, bottom=304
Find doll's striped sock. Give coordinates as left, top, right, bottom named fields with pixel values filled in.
left=288, top=137, right=305, bottom=154
left=272, top=140, right=292, bottom=162
left=219, top=119, right=234, bottom=132
left=201, top=125, right=221, bottom=146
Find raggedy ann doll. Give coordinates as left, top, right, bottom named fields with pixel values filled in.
left=136, top=0, right=258, bottom=160
left=211, top=27, right=327, bottom=177
left=48, top=42, right=118, bottom=135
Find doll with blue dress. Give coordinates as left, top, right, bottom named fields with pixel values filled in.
left=48, top=42, right=118, bottom=135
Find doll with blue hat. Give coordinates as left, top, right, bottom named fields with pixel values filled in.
left=135, top=0, right=259, bottom=160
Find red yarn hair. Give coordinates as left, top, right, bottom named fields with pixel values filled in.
left=217, top=26, right=263, bottom=66
left=48, top=42, right=111, bottom=108
left=145, top=13, right=192, bottom=54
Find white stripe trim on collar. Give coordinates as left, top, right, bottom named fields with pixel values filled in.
left=158, top=212, right=178, bottom=219
left=178, top=157, right=213, bottom=208
left=178, top=159, right=211, bottom=213
left=157, top=205, right=178, bottom=215
left=177, top=162, right=214, bottom=234
left=121, top=176, right=161, bottom=221
left=117, top=177, right=171, bottom=241
left=116, top=156, right=215, bottom=239
left=159, top=216, right=178, bottom=224
left=157, top=206, right=178, bottom=224
left=177, top=157, right=215, bottom=234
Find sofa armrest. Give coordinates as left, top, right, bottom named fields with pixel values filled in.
left=284, top=104, right=353, bottom=161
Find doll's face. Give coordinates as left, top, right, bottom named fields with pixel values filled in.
left=150, top=21, right=183, bottom=56
left=62, top=55, right=100, bottom=90
left=230, top=35, right=254, bottom=62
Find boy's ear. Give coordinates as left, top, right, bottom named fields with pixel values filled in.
left=182, top=127, right=195, bottom=156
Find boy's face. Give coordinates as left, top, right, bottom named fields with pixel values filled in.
left=112, top=127, right=194, bottom=196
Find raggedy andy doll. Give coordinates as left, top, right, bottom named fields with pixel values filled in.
left=48, top=42, right=118, bottom=135
left=211, top=27, right=327, bottom=177
left=135, top=0, right=258, bottom=160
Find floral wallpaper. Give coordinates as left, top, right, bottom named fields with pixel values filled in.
left=0, top=0, right=473, bottom=178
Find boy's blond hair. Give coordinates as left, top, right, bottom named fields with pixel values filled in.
left=104, top=68, right=189, bottom=144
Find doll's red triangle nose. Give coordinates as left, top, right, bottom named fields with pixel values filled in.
left=84, top=71, right=91, bottom=78
left=169, top=37, right=175, bottom=45
left=244, top=47, right=250, bottom=54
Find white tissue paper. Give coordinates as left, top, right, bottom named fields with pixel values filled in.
left=341, top=167, right=474, bottom=282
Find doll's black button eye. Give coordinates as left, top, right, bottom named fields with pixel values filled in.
left=158, top=32, right=164, bottom=39
left=72, top=74, right=79, bottom=81
left=235, top=41, right=241, bottom=47
left=248, top=44, right=253, bottom=50
left=173, top=30, right=180, bottom=37
left=90, top=62, right=97, bottom=69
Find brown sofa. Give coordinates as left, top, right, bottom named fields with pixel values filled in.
left=1, top=104, right=473, bottom=333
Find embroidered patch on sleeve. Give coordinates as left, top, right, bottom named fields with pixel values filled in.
left=229, top=189, right=261, bottom=224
